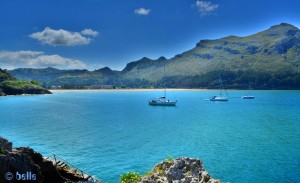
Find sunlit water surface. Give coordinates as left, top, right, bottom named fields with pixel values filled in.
left=1, top=90, right=299, bottom=182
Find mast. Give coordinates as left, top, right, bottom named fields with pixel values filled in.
left=219, top=74, right=222, bottom=96
left=164, top=66, right=166, bottom=98
left=219, top=74, right=229, bottom=97
left=248, top=81, right=251, bottom=95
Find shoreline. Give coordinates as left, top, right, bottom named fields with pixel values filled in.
left=49, top=88, right=300, bottom=92
left=49, top=88, right=210, bottom=92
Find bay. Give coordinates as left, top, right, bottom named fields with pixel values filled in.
left=0, top=90, right=300, bottom=182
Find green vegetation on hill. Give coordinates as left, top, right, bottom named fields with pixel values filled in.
left=0, top=68, right=51, bottom=95
left=9, top=23, right=300, bottom=89
left=0, top=68, right=15, bottom=81
left=0, top=80, right=43, bottom=89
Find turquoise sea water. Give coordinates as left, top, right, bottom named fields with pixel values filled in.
left=1, top=90, right=300, bottom=183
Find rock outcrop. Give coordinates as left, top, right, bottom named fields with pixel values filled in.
left=140, top=157, right=220, bottom=183
left=0, top=85, right=52, bottom=95
left=0, top=89, right=7, bottom=96
left=0, top=69, right=52, bottom=96
left=0, top=136, right=97, bottom=183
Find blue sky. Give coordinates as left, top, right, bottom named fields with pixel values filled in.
left=0, top=0, right=299, bottom=70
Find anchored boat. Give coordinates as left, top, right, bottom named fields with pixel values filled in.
left=242, top=82, right=255, bottom=99
left=149, top=66, right=177, bottom=106
left=209, top=75, right=229, bottom=101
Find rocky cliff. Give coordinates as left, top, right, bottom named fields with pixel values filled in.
left=0, top=83, right=52, bottom=95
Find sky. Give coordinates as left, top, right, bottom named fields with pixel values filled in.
left=0, top=0, right=299, bottom=71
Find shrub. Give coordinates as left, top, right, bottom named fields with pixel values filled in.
left=31, top=80, right=42, bottom=86
left=120, top=172, right=140, bottom=183
left=0, top=147, right=5, bottom=154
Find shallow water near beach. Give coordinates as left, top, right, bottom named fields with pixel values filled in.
left=1, top=90, right=300, bottom=182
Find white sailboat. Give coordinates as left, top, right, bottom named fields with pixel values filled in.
left=242, top=82, right=255, bottom=99
left=149, top=67, right=177, bottom=106
left=209, top=75, right=229, bottom=101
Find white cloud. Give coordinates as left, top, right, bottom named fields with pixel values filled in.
left=0, top=51, right=86, bottom=70
left=134, top=8, right=150, bottom=15
left=29, top=27, right=98, bottom=46
left=195, top=1, right=219, bottom=15
left=81, top=28, right=99, bottom=37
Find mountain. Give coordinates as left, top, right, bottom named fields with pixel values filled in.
left=10, top=23, right=300, bottom=89
left=120, top=23, right=300, bottom=89
left=11, top=67, right=119, bottom=88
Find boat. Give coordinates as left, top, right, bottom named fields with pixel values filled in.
left=242, top=82, right=255, bottom=99
left=149, top=97, right=177, bottom=106
left=209, top=75, right=229, bottom=101
left=149, top=67, right=177, bottom=106
left=209, top=95, right=228, bottom=101
left=242, top=95, right=255, bottom=99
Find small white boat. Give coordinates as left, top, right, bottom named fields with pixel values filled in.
left=209, top=75, right=229, bottom=102
left=242, top=95, right=255, bottom=99
left=210, top=95, right=228, bottom=101
left=242, top=82, right=255, bottom=99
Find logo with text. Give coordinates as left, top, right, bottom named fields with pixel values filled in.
left=5, top=171, right=37, bottom=181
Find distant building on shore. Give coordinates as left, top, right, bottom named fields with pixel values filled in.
left=84, top=85, right=113, bottom=89
left=51, top=86, right=62, bottom=89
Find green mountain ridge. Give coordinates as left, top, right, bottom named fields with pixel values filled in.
left=8, top=23, right=300, bottom=89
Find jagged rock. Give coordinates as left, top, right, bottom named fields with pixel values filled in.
left=140, top=157, right=220, bottom=183
left=0, top=149, right=44, bottom=183
left=0, top=137, right=12, bottom=152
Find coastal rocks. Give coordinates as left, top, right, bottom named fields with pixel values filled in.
left=0, top=86, right=52, bottom=95
left=0, top=137, right=12, bottom=152
left=0, top=139, right=44, bottom=183
left=140, top=157, right=220, bottom=183
left=0, top=137, right=96, bottom=183
left=0, top=89, right=7, bottom=96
